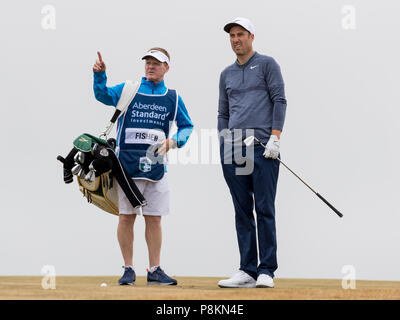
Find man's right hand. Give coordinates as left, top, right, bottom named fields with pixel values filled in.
left=93, top=51, right=106, bottom=72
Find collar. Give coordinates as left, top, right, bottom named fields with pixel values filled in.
left=141, top=77, right=166, bottom=89
left=235, top=51, right=258, bottom=67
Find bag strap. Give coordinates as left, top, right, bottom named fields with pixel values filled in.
left=100, top=80, right=140, bottom=139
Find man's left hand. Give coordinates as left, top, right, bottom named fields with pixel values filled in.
left=263, top=135, right=280, bottom=159
left=155, top=139, right=177, bottom=156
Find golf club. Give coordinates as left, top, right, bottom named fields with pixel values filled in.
left=78, top=168, right=86, bottom=179
left=84, top=163, right=96, bottom=183
left=243, top=136, right=343, bottom=218
left=84, top=170, right=96, bottom=183
left=71, top=164, right=82, bottom=176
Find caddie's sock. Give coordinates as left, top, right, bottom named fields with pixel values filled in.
left=149, top=266, right=159, bottom=273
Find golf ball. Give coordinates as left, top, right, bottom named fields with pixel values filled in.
left=100, top=283, right=107, bottom=287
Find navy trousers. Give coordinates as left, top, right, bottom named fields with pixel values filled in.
left=221, top=144, right=280, bottom=279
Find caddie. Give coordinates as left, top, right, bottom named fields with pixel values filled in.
left=92, top=48, right=193, bottom=286
left=217, top=18, right=287, bottom=288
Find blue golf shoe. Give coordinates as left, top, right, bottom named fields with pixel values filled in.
left=118, top=266, right=136, bottom=285
left=147, top=266, right=177, bottom=286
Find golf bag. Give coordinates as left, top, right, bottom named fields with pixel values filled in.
left=57, top=133, right=147, bottom=215
left=57, top=79, right=146, bottom=215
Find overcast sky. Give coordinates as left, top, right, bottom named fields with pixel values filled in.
left=0, top=0, right=399, bottom=281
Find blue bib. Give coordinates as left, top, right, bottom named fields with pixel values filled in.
left=116, top=89, right=178, bottom=181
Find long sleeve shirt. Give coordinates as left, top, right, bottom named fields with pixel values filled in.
left=93, top=71, right=193, bottom=148
left=218, top=51, right=287, bottom=144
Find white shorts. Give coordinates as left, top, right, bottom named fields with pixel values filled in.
left=117, top=175, right=170, bottom=216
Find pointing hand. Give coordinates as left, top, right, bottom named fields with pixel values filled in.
left=93, top=51, right=106, bottom=72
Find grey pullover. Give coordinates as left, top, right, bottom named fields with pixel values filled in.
left=218, top=52, right=287, bottom=144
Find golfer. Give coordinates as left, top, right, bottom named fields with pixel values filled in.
left=92, top=48, right=193, bottom=285
left=217, top=18, right=287, bottom=288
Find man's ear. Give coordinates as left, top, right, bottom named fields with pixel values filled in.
left=164, top=63, right=170, bottom=73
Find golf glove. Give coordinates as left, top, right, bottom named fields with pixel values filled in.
left=263, top=135, right=280, bottom=159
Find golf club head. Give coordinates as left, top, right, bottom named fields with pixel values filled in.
left=78, top=152, right=85, bottom=164
left=78, top=168, right=86, bottom=179
left=84, top=170, right=96, bottom=183
left=90, top=170, right=96, bottom=182
left=71, top=164, right=82, bottom=175
left=73, top=152, right=80, bottom=163
left=243, top=136, right=256, bottom=147
left=73, top=151, right=85, bottom=164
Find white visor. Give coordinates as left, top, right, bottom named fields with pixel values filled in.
left=142, top=50, right=170, bottom=65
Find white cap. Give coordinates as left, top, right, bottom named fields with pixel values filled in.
left=142, top=49, right=170, bottom=65
left=224, top=17, right=255, bottom=35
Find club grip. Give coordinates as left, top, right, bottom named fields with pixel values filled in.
left=316, top=193, right=343, bottom=218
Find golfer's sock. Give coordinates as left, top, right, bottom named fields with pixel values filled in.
left=125, top=265, right=134, bottom=270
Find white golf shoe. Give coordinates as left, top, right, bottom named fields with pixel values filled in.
left=218, top=270, right=256, bottom=288
left=256, top=274, right=274, bottom=288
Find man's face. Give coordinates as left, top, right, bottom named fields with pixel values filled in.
left=145, top=57, right=169, bottom=83
left=229, top=25, right=254, bottom=57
